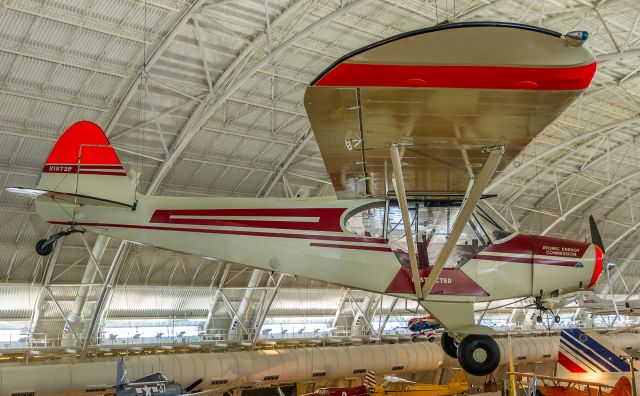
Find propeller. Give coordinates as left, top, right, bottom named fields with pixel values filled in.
left=184, top=378, right=203, bottom=393
left=589, top=215, right=605, bottom=253
left=589, top=215, right=621, bottom=326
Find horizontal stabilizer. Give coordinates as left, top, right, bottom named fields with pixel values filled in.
left=6, top=186, right=134, bottom=209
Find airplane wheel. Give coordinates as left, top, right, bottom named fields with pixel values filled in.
left=456, top=334, right=500, bottom=376
left=536, top=315, right=543, bottom=323
left=411, top=334, right=419, bottom=342
left=35, top=239, right=54, bottom=256
left=441, top=332, right=458, bottom=358
left=554, top=315, right=561, bottom=323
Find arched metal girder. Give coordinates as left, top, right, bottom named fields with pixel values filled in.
left=542, top=168, right=640, bottom=235
left=488, top=116, right=640, bottom=191
left=502, top=115, right=639, bottom=208
left=145, top=0, right=374, bottom=194
left=513, top=132, right=638, bottom=230
left=104, top=0, right=211, bottom=136
left=557, top=186, right=640, bottom=244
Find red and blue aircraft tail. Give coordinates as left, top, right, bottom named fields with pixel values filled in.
left=558, top=328, right=633, bottom=378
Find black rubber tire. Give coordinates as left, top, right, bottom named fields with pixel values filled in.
left=456, top=334, right=501, bottom=376
left=35, top=239, right=54, bottom=256
left=441, top=332, right=458, bottom=359
left=554, top=315, right=561, bottom=323
left=411, top=333, right=419, bottom=342
left=536, top=315, right=543, bottom=323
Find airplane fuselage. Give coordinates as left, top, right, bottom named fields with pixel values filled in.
left=37, top=195, right=603, bottom=305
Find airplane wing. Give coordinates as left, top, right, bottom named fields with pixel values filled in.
left=510, top=372, right=615, bottom=388
left=182, top=390, right=218, bottom=396
left=304, top=22, right=596, bottom=199
left=383, top=376, right=416, bottom=384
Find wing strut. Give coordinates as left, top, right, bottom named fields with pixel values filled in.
left=422, top=145, right=505, bottom=298
left=390, top=143, right=423, bottom=300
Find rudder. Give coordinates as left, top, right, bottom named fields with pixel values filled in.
left=558, top=328, right=632, bottom=376
left=115, top=356, right=129, bottom=388
left=39, top=121, right=135, bottom=205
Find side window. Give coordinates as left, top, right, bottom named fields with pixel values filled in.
left=345, top=203, right=385, bottom=238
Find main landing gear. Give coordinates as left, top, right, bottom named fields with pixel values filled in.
left=534, top=296, right=561, bottom=325
left=35, top=228, right=84, bottom=256
left=441, top=332, right=500, bottom=376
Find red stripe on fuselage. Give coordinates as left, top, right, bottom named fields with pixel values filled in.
left=475, top=254, right=531, bottom=264
left=558, top=351, right=588, bottom=373
left=310, top=242, right=392, bottom=252
left=475, top=254, right=581, bottom=267
left=49, top=221, right=388, bottom=244
left=150, top=208, right=346, bottom=232
left=315, top=62, right=597, bottom=90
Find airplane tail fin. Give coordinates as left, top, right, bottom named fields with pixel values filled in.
left=36, top=121, right=136, bottom=206
left=363, top=370, right=377, bottom=388
left=557, top=328, right=632, bottom=376
left=609, top=376, right=633, bottom=396
left=116, top=356, right=129, bottom=388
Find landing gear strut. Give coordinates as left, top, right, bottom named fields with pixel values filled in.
left=442, top=332, right=500, bottom=376
left=35, top=228, right=84, bottom=256
left=534, top=296, right=561, bottom=325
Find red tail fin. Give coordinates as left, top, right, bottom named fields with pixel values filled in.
left=42, top=121, right=126, bottom=176
left=609, top=376, right=632, bottom=396
left=38, top=121, right=135, bottom=205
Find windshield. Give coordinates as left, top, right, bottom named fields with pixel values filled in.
left=346, top=200, right=511, bottom=268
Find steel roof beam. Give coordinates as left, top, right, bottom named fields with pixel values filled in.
left=105, top=0, right=210, bottom=136
left=489, top=116, right=640, bottom=191
left=145, top=0, right=372, bottom=194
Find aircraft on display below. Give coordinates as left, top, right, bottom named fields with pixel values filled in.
left=9, top=22, right=604, bottom=376
left=91, top=356, right=211, bottom=396
left=368, top=371, right=468, bottom=396
left=510, top=328, right=636, bottom=396
left=576, top=293, right=640, bottom=317
left=407, top=316, right=440, bottom=342
left=301, top=370, right=374, bottom=396
left=302, top=370, right=468, bottom=396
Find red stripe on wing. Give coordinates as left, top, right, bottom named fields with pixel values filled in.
left=315, top=62, right=597, bottom=90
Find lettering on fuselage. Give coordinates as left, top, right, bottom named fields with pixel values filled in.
left=47, top=165, right=74, bottom=172
left=420, top=277, right=452, bottom=284
left=132, top=383, right=167, bottom=396
left=542, top=245, right=580, bottom=257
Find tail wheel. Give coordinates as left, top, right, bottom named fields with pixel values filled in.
left=441, top=332, right=458, bottom=358
left=456, top=334, right=500, bottom=376
left=35, top=239, right=54, bottom=256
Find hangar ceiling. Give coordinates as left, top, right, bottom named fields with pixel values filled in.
left=0, top=0, right=639, bottom=349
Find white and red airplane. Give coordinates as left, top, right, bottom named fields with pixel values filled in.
left=8, top=22, right=603, bottom=376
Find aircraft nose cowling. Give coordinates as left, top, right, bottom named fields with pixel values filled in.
left=530, top=236, right=599, bottom=295
left=589, top=244, right=604, bottom=288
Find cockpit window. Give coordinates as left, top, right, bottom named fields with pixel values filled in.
left=345, top=200, right=513, bottom=268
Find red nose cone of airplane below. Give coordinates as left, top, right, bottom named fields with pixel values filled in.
left=589, top=245, right=604, bottom=288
